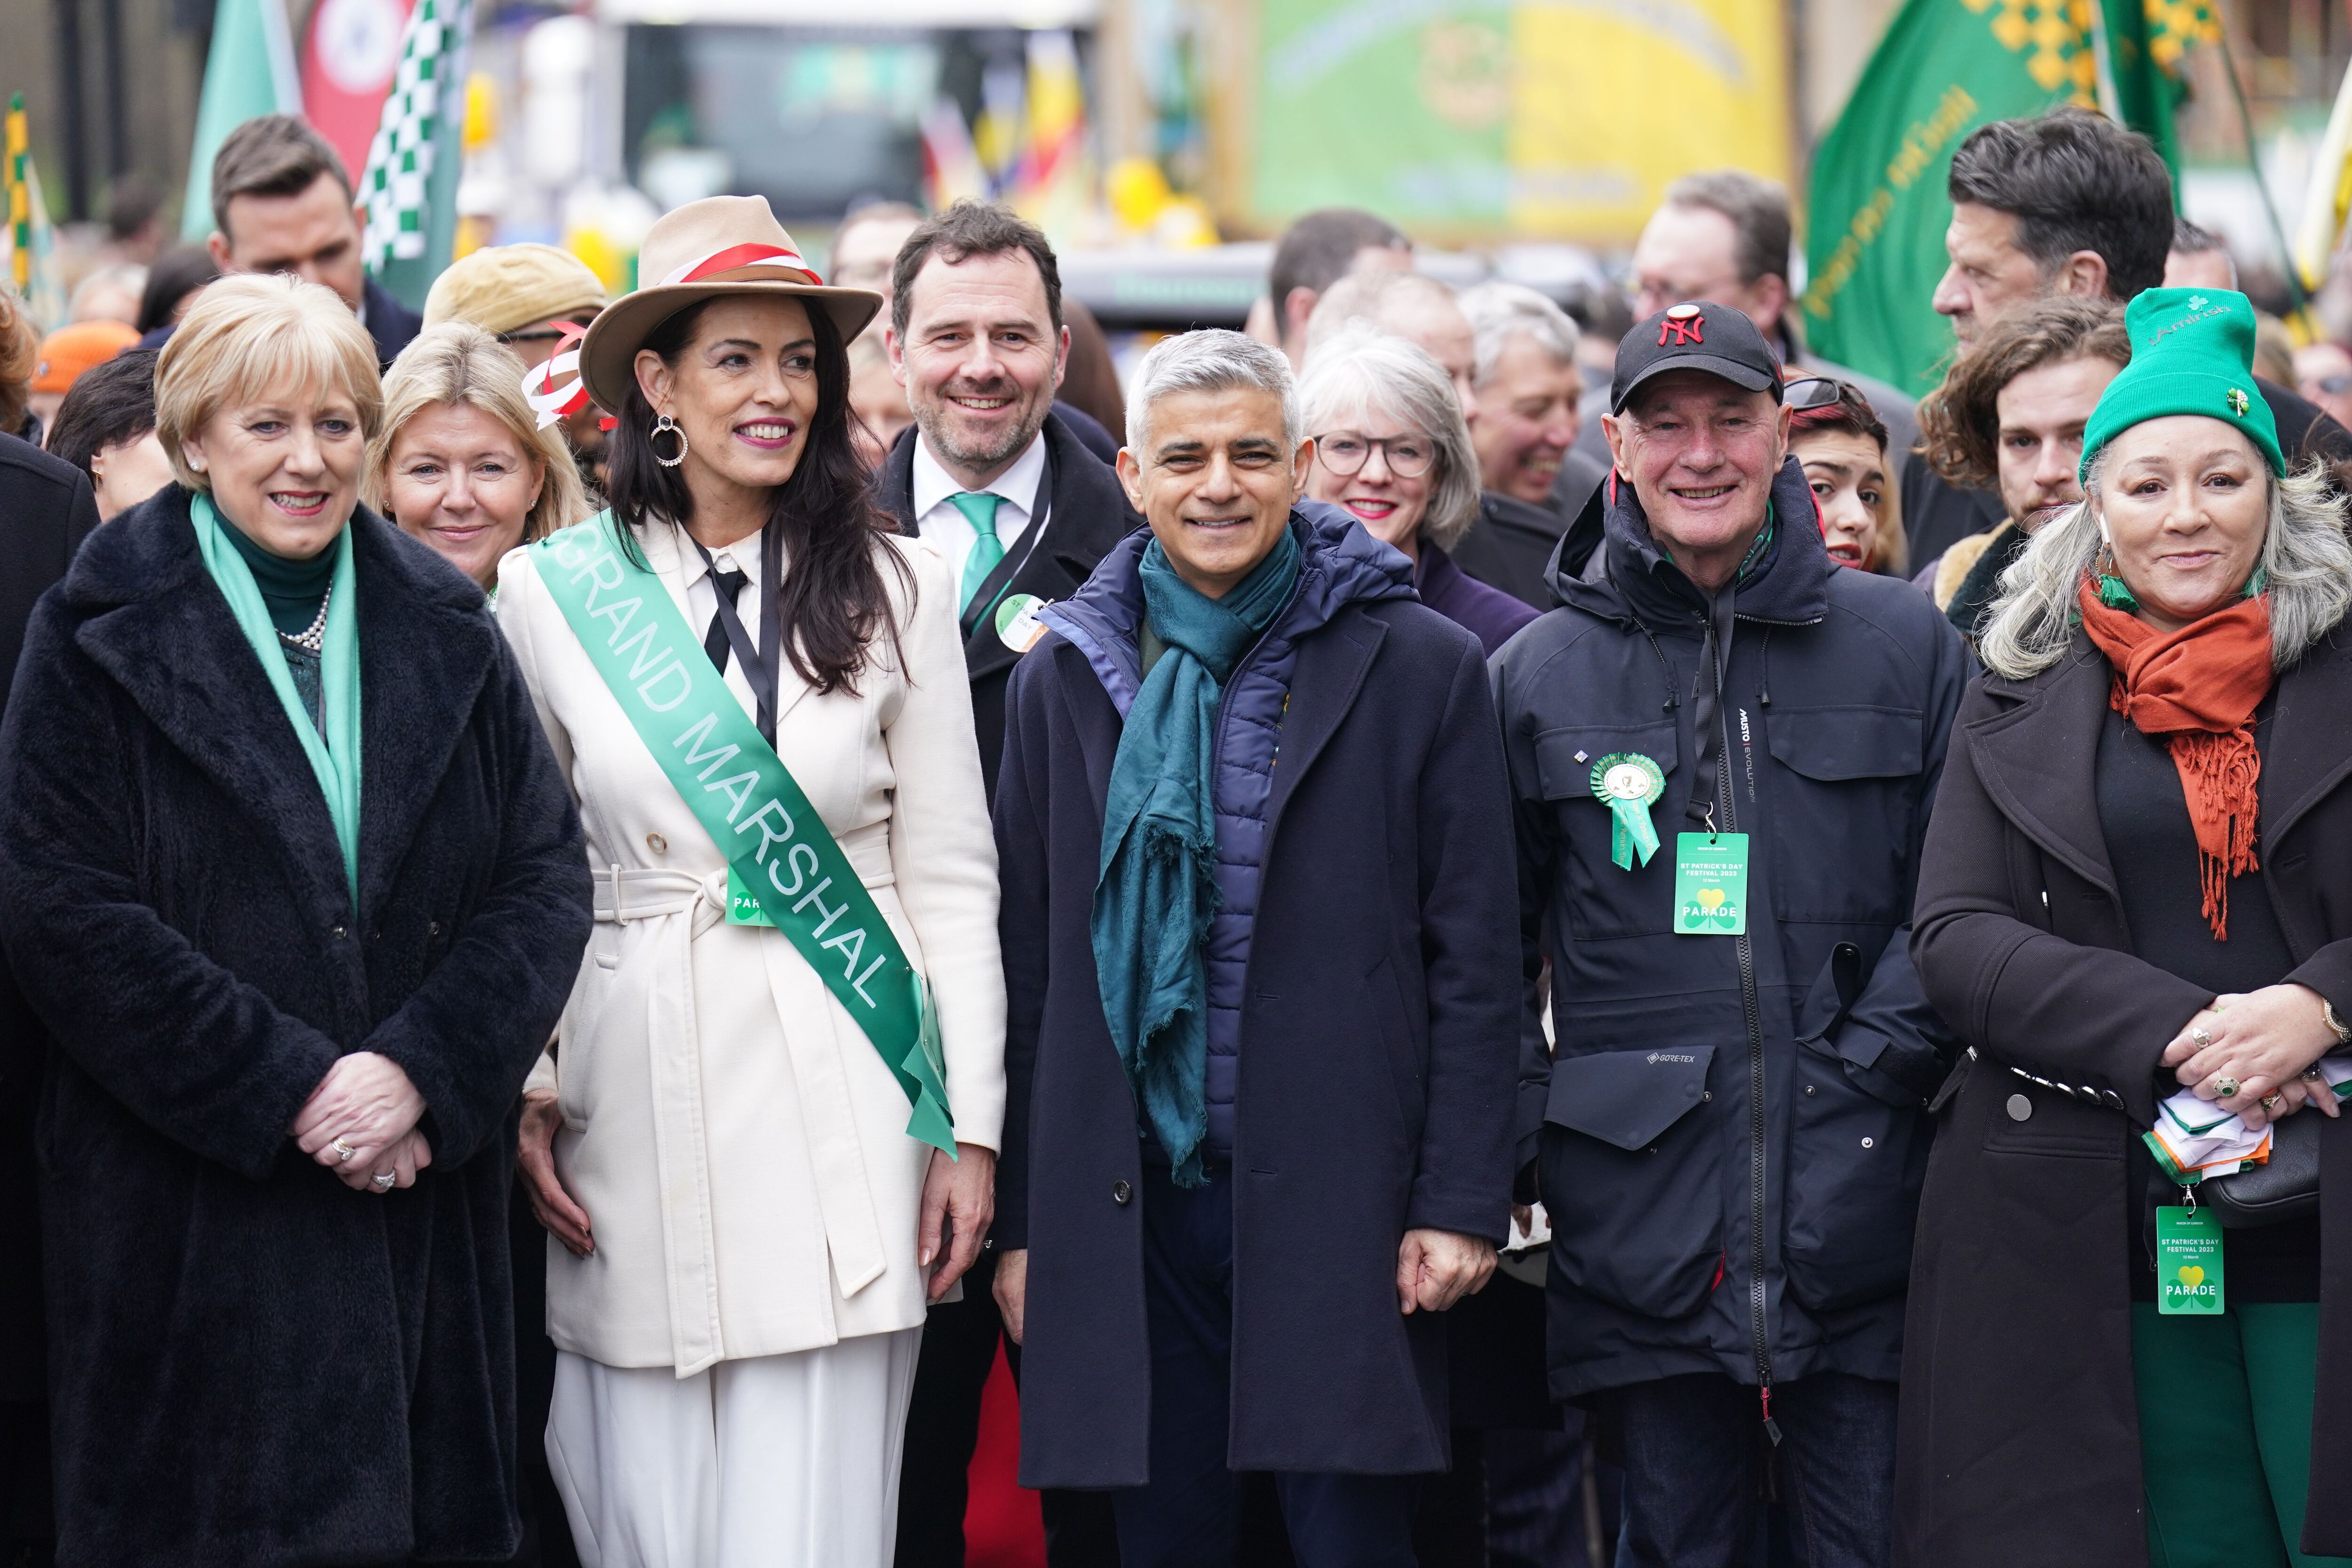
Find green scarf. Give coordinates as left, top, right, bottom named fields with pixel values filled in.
left=191, top=492, right=364, bottom=906
left=1091, top=526, right=1301, bottom=1187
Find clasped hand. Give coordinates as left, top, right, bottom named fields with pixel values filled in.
left=289, top=1051, right=431, bottom=1192
left=2159, top=983, right=2344, bottom=1131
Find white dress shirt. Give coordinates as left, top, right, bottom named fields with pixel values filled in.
left=910, top=430, right=1048, bottom=590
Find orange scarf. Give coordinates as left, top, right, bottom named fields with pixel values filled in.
left=2075, top=577, right=2274, bottom=940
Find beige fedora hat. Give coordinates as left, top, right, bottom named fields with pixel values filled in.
left=577, top=194, right=884, bottom=414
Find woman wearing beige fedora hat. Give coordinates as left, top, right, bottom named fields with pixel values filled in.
left=493, top=194, right=1006, bottom=1566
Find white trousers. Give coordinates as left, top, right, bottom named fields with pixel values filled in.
left=546, top=1330, right=923, bottom=1568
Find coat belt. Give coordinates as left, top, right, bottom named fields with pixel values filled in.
left=591, top=859, right=891, bottom=1376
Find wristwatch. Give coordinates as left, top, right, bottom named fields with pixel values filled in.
left=2324, top=998, right=2352, bottom=1047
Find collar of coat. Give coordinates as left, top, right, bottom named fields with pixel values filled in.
left=63, top=484, right=502, bottom=927
left=1548, top=454, right=1830, bottom=632
left=1968, top=629, right=2352, bottom=899
left=1042, top=500, right=1414, bottom=715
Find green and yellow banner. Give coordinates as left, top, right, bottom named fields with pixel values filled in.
left=1803, top=0, right=2218, bottom=397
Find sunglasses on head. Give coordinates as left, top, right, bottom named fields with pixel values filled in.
left=1782, top=375, right=1849, bottom=412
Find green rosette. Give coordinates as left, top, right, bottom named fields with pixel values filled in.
left=1592, top=753, right=1666, bottom=870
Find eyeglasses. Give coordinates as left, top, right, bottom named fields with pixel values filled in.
left=1314, top=431, right=1436, bottom=478
left=1783, top=375, right=1848, bottom=412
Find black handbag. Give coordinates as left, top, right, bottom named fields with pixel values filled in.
left=2203, top=1107, right=2320, bottom=1227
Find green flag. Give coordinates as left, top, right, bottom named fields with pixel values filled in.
left=356, top=0, right=471, bottom=312
left=1802, top=0, right=2210, bottom=397
left=180, top=0, right=302, bottom=241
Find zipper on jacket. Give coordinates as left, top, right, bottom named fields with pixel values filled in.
left=1707, top=623, right=1780, bottom=1446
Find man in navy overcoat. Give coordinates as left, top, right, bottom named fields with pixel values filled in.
left=989, top=328, right=1525, bottom=1567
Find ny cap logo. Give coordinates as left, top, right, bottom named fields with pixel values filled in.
left=1659, top=303, right=1705, bottom=347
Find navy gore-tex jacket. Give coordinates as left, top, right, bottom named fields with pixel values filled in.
left=1490, top=458, right=1967, bottom=1403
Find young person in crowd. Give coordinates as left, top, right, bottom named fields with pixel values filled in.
left=496, top=196, right=1004, bottom=1566
left=1298, top=322, right=1534, bottom=653
left=44, top=346, right=173, bottom=521
left=1785, top=375, right=1905, bottom=574
left=1910, top=109, right=2352, bottom=565
left=1491, top=301, right=1966, bottom=1567
left=370, top=321, right=589, bottom=594
left=0, top=271, right=590, bottom=1565
left=992, top=328, right=1519, bottom=1567
left=1905, top=287, right=2352, bottom=1568
left=1912, top=296, right=2129, bottom=637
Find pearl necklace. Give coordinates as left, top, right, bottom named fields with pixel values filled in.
left=279, top=582, right=332, bottom=654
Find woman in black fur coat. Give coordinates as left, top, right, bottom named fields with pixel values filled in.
left=0, top=274, right=590, bottom=1566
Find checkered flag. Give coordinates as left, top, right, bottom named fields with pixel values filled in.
left=358, top=0, right=471, bottom=280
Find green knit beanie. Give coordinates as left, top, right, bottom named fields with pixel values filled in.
left=2079, top=286, right=2283, bottom=481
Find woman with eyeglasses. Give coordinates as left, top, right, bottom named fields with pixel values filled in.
left=1298, top=323, right=1538, bottom=654
left=1784, top=374, right=1908, bottom=575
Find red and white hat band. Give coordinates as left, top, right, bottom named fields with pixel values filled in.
left=658, top=243, right=822, bottom=288
left=521, top=322, right=593, bottom=429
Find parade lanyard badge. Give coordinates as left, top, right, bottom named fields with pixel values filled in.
left=534, top=513, right=956, bottom=1155
left=1673, top=583, right=1750, bottom=936
left=954, top=443, right=1057, bottom=643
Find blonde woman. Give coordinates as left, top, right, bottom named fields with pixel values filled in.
left=0, top=271, right=591, bottom=1564
left=370, top=321, right=591, bottom=592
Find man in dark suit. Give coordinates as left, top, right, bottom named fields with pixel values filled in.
left=0, top=433, right=98, bottom=1565
left=874, top=199, right=1136, bottom=1568
left=147, top=115, right=423, bottom=368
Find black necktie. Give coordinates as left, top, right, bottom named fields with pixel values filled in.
left=704, top=564, right=748, bottom=674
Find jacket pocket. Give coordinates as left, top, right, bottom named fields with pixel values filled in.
left=1783, top=1032, right=1929, bottom=1313
left=1534, top=721, right=1681, bottom=940
left=1540, top=1045, right=1722, bottom=1318
left=1761, top=706, right=1924, bottom=924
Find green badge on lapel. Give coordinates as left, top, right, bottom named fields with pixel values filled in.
left=1591, top=753, right=1666, bottom=869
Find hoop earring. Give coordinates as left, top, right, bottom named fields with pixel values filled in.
left=651, top=413, right=689, bottom=469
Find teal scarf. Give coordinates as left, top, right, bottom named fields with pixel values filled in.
left=191, top=493, right=364, bottom=906
left=1091, top=527, right=1301, bottom=1187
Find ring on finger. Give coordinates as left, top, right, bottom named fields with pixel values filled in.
left=331, top=1138, right=358, bottom=1164
left=2193, top=1026, right=2214, bottom=1049
left=2262, top=1091, right=2284, bottom=1112
left=370, top=1171, right=397, bottom=1191
left=2216, top=1075, right=2241, bottom=1099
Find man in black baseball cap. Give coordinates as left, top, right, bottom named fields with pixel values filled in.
left=1487, top=299, right=1966, bottom=1564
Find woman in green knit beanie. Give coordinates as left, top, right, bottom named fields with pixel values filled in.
left=1906, top=286, right=2352, bottom=1567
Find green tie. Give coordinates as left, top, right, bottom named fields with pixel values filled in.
left=950, top=492, right=1006, bottom=614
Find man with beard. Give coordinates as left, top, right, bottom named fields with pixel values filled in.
left=1910, top=296, right=2128, bottom=638
left=874, top=198, right=1137, bottom=1568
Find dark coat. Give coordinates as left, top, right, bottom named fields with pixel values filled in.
left=1492, top=457, right=1967, bottom=1401
left=1453, top=488, right=1581, bottom=612
left=1900, top=631, right=2352, bottom=1567
left=363, top=275, right=424, bottom=366
left=1416, top=540, right=1539, bottom=655
left=874, top=413, right=1140, bottom=800
left=994, top=512, right=1523, bottom=1484
left=0, top=436, right=95, bottom=1409
left=0, top=487, right=590, bottom=1567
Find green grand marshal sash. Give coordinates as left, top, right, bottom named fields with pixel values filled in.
left=536, top=512, right=955, bottom=1155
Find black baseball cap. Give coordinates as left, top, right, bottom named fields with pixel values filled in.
left=1610, top=301, right=1783, bottom=415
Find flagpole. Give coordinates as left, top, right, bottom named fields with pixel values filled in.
left=2217, top=28, right=2311, bottom=316
left=2088, top=0, right=2122, bottom=122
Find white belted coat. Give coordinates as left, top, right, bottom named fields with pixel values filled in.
left=498, top=521, right=1005, bottom=1377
